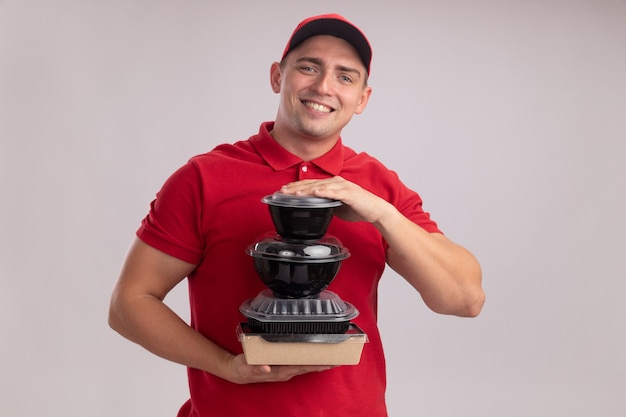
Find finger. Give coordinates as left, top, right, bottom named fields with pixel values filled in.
left=280, top=179, right=320, bottom=190
left=282, top=176, right=345, bottom=190
left=253, top=365, right=272, bottom=375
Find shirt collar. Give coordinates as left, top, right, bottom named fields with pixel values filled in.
left=250, top=122, right=346, bottom=176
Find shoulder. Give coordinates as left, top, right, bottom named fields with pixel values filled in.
left=156, top=139, right=259, bottom=196
left=342, top=149, right=398, bottom=180
left=189, top=139, right=259, bottom=165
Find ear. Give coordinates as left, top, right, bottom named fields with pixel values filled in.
left=354, top=86, right=372, bottom=115
left=270, top=62, right=282, bottom=93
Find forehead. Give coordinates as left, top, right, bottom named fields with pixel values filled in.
left=285, top=35, right=365, bottom=70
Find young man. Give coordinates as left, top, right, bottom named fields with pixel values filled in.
left=109, top=14, right=484, bottom=417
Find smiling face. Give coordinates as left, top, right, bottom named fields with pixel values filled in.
left=269, top=35, right=372, bottom=159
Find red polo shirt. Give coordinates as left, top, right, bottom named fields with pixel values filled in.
left=137, top=122, right=440, bottom=417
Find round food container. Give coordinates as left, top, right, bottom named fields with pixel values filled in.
left=262, top=192, right=342, bottom=240
left=247, top=234, right=350, bottom=298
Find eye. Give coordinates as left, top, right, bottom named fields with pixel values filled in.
left=339, top=74, right=353, bottom=84
left=300, top=65, right=317, bottom=73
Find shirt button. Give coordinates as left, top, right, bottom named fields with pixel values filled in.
left=301, top=165, right=308, bottom=173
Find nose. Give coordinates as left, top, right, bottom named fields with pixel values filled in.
left=310, top=71, right=333, bottom=96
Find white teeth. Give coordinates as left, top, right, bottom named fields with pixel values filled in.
left=304, top=101, right=332, bottom=113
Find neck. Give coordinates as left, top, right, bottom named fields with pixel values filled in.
left=269, top=126, right=339, bottom=161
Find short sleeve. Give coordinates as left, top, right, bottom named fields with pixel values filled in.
left=136, top=162, right=205, bottom=264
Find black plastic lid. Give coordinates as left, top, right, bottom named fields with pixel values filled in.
left=247, top=234, right=349, bottom=263
left=262, top=192, right=342, bottom=208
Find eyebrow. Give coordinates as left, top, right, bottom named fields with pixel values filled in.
left=295, top=56, right=363, bottom=79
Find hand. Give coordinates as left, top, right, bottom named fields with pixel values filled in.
left=280, top=176, right=392, bottom=224
left=226, top=354, right=336, bottom=384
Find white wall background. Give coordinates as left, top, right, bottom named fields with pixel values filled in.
left=1, top=1, right=625, bottom=416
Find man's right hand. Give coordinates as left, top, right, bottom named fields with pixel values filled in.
left=227, top=354, right=337, bottom=384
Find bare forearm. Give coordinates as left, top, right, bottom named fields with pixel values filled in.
left=375, top=205, right=484, bottom=317
left=108, top=293, right=234, bottom=379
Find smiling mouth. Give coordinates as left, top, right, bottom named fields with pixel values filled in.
left=302, top=100, right=334, bottom=113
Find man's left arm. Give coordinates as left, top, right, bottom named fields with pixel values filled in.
left=280, top=176, right=485, bottom=317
